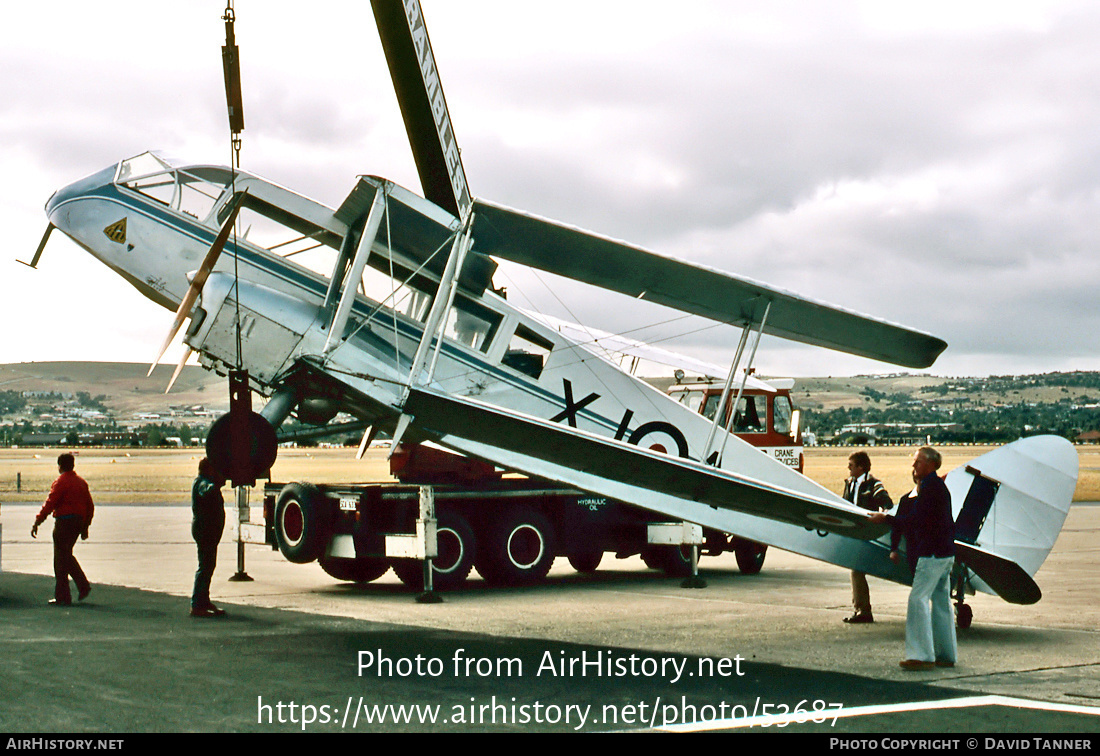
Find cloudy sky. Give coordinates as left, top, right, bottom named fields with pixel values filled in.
left=3, top=0, right=1098, bottom=378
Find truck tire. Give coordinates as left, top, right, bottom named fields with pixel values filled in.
left=475, top=506, right=556, bottom=586
left=319, top=555, right=390, bottom=583
left=734, top=541, right=767, bottom=575
left=568, top=551, right=603, bottom=573
left=391, top=511, right=477, bottom=591
left=274, top=483, right=332, bottom=564
left=641, top=545, right=694, bottom=577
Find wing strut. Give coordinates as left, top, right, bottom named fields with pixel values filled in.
left=323, top=184, right=387, bottom=353
left=701, top=300, right=771, bottom=465
left=717, top=300, right=772, bottom=464
left=390, top=213, right=476, bottom=449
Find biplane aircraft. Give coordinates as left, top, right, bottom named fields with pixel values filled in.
left=30, top=0, right=1077, bottom=618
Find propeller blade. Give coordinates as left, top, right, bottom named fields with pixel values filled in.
left=355, top=425, right=378, bottom=460
left=148, top=190, right=247, bottom=375
left=18, top=223, right=54, bottom=269
left=387, top=413, right=413, bottom=459
left=165, top=346, right=193, bottom=394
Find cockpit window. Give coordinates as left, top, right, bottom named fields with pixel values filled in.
left=116, top=152, right=172, bottom=182
left=116, top=153, right=235, bottom=223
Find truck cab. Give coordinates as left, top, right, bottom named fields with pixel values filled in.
left=666, top=378, right=804, bottom=472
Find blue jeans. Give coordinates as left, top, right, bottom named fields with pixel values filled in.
left=905, top=556, right=957, bottom=663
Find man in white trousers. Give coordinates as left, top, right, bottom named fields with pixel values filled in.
left=870, top=446, right=957, bottom=670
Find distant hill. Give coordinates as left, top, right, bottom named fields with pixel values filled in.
left=652, top=371, right=1100, bottom=443
left=3, top=362, right=1098, bottom=443
left=0, top=362, right=228, bottom=418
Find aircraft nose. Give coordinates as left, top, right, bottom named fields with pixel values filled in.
left=45, top=163, right=118, bottom=222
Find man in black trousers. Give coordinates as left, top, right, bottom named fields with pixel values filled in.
left=191, top=457, right=227, bottom=618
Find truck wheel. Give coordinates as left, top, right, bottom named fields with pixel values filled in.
left=568, top=552, right=603, bottom=573
left=734, top=541, right=768, bottom=575
left=642, top=545, right=694, bottom=577
left=274, top=483, right=332, bottom=564
left=475, top=507, right=556, bottom=586
left=391, top=511, right=477, bottom=591
left=319, top=555, right=389, bottom=583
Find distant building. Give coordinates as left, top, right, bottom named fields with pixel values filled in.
left=20, top=433, right=68, bottom=446
left=833, top=422, right=964, bottom=446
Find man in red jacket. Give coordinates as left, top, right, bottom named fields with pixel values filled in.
left=31, top=453, right=94, bottom=606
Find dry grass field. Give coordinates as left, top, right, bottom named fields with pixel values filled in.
left=804, top=445, right=1100, bottom=501
left=0, top=443, right=1096, bottom=505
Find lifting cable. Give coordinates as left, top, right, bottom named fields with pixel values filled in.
left=222, top=0, right=246, bottom=369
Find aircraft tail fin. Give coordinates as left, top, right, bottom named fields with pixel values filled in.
left=945, top=435, right=1078, bottom=599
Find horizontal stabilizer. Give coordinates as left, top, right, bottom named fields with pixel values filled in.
left=472, top=199, right=946, bottom=368
left=403, top=387, right=889, bottom=540
left=955, top=542, right=1042, bottom=605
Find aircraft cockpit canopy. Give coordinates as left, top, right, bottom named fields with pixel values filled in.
left=115, top=152, right=236, bottom=225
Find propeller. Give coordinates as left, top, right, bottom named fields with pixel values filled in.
left=148, top=189, right=247, bottom=377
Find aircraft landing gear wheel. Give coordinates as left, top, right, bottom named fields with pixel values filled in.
left=734, top=541, right=767, bottom=575
left=568, top=551, right=603, bottom=573
left=392, top=511, right=477, bottom=591
left=641, top=545, right=694, bottom=578
left=955, top=602, right=973, bottom=630
left=274, top=483, right=332, bottom=564
left=475, top=506, right=555, bottom=586
left=319, top=555, right=389, bottom=583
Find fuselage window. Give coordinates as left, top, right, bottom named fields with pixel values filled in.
left=360, top=265, right=432, bottom=323
left=502, top=324, right=554, bottom=378
left=444, top=296, right=501, bottom=353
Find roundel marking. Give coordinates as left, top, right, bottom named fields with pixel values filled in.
left=806, top=513, right=857, bottom=529
left=627, top=421, right=690, bottom=459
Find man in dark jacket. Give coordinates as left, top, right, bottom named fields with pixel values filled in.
left=191, top=457, right=227, bottom=618
left=871, top=446, right=957, bottom=670
left=32, top=453, right=94, bottom=606
left=842, top=451, right=893, bottom=624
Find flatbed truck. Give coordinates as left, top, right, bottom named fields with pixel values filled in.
left=259, top=379, right=804, bottom=590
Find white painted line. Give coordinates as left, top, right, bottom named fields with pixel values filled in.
left=655, top=695, right=1100, bottom=733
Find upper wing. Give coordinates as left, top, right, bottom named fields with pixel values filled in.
left=404, top=386, right=889, bottom=541
left=527, top=312, right=774, bottom=387
left=370, top=0, right=945, bottom=368
left=472, top=199, right=947, bottom=369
